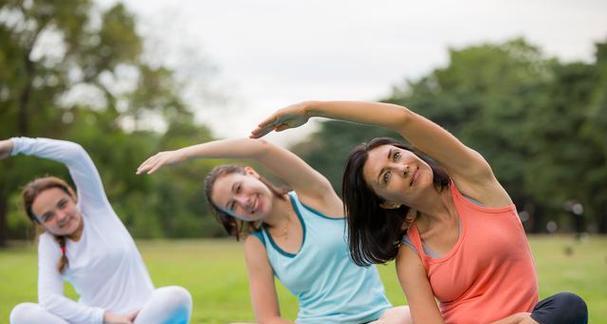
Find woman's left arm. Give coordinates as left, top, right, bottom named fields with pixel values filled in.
left=252, top=101, right=508, bottom=204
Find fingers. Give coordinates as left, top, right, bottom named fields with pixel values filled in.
left=147, top=162, right=163, bottom=174
left=250, top=125, right=274, bottom=139
left=136, top=156, right=155, bottom=175
left=257, top=115, right=279, bottom=129
left=136, top=156, right=156, bottom=174
left=128, top=310, right=140, bottom=321
left=136, top=154, right=164, bottom=175
left=250, top=116, right=280, bottom=138
left=275, top=124, right=290, bottom=132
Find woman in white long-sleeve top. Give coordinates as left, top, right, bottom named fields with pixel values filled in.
left=1, top=137, right=192, bottom=324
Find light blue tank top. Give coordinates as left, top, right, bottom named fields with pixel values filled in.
left=253, top=191, right=391, bottom=323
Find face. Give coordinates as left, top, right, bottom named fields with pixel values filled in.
left=362, top=144, right=434, bottom=207
left=31, top=187, right=82, bottom=237
left=210, top=169, right=274, bottom=222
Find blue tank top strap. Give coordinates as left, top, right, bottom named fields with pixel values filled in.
left=298, top=201, right=343, bottom=221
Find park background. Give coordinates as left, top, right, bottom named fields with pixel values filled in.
left=1, top=0, right=606, bottom=323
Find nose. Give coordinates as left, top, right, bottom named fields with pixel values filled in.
left=56, top=209, right=68, bottom=223
left=234, top=194, right=252, bottom=210
left=394, top=163, right=410, bottom=176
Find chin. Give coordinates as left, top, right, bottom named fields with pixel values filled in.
left=64, top=218, right=82, bottom=236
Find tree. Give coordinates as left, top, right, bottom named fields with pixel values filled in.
left=0, top=0, right=213, bottom=245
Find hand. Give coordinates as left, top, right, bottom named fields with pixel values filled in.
left=0, top=139, right=14, bottom=160
left=250, top=102, right=311, bottom=138
left=136, top=150, right=187, bottom=175
left=103, top=310, right=139, bottom=324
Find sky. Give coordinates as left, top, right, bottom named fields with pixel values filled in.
left=99, top=0, right=607, bottom=145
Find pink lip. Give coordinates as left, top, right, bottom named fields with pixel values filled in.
left=251, top=196, right=260, bottom=214
left=410, top=168, right=419, bottom=186
left=59, top=217, right=72, bottom=228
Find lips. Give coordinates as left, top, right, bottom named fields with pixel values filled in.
left=410, top=167, right=419, bottom=187
left=250, top=195, right=260, bottom=214
left=58, top=217, right=72, bottom=228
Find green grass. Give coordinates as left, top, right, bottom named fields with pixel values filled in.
left=1, top=236, right=605, bottom=323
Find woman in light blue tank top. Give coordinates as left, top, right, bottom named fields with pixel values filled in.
left=137, top=138, right=411, bottom=323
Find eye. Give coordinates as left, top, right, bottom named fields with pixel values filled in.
left=41, top=212, right=54, bottom=223
left=229, top=201, right=236, bottom=211
left=392, top=151, right=401, bottom=161
left=236, top=184, right=241, bottom=194
left=58, top=200, right=67, bottom=209
left=383, top=171, right=391, bottom=184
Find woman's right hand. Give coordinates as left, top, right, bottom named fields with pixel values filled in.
left=103, top=310, right=139, bottom=324
left=250, top=102, right=312, bottom=138
left=0, top=139, right=14, bottom=160
left=136, top=150, right=187, bottom=175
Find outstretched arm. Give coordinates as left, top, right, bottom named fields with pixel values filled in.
left=0, top=139, right=13, bottom=159
left=252, top=101, right=509, bottom=205
left=137, top=138, right=341, bottom=209
left=5, top=137, right=110, bottom=210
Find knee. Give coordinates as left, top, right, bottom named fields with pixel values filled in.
left=10, top=303, right=40, bottom=324
left=558, top=292, right=588, bottom=322
left=380, top=306, right=412, bottom=324
left=157, top=286, right=193, bottom=309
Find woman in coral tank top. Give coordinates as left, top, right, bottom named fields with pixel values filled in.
left=252, top=100, right=588, bottom=324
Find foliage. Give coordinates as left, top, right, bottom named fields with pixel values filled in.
left=293, top=38, right=607, bottom=233
left=0, top=0, right=224, bottom=243
left=1, top=1, right=605, bottom=240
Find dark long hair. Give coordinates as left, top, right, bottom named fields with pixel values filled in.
left=342, top=137, right=450, bottom=266
left=204, top=164, right=289, bottom=240
left=22, top=176, right=76, bottom=273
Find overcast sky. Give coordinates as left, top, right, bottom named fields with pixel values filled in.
left=99, top=0, right=607, bottom=145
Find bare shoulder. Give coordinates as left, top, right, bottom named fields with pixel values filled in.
left=244, top=234, right=266, bottom=257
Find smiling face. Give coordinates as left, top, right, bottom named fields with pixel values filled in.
left=210, top=168, right=274, bottom=222
left=362, top=144, right=434, bottom=207
left=31, top=187, right=83, bottom=237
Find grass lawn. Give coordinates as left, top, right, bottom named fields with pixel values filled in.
left=1, top=236, right=605, bottom=323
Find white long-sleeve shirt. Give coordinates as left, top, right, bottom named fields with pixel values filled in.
left=11, top=137, right=154, bottom=324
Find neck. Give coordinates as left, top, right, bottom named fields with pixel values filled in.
left=263, top=194, right=295, bottom=228
left=410, top=187, right=454, bottom=225
left=67, top=219, right=84, bottom=242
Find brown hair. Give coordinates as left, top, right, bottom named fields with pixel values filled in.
left=22, top=176, right=77, bottom=273
left=204, top=165, right=289, bottom=240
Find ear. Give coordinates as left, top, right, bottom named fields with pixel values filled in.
left=244, top=166, right=260, bottom=178
left=379, top=201, right=402, bottom=209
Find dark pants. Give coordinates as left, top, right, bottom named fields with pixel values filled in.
left=531, top=292, right=588, bottom=324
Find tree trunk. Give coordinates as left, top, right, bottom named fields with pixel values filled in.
left=0, top=190, right=7, bottom=247
left=529, top=203, right=545, bottom=234
left=598, top=204, right=607, bottom=234
left=18, top=52, right=34, bottom=135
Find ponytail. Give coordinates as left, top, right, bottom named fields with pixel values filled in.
left=55, top=236, right=69, bottom=273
